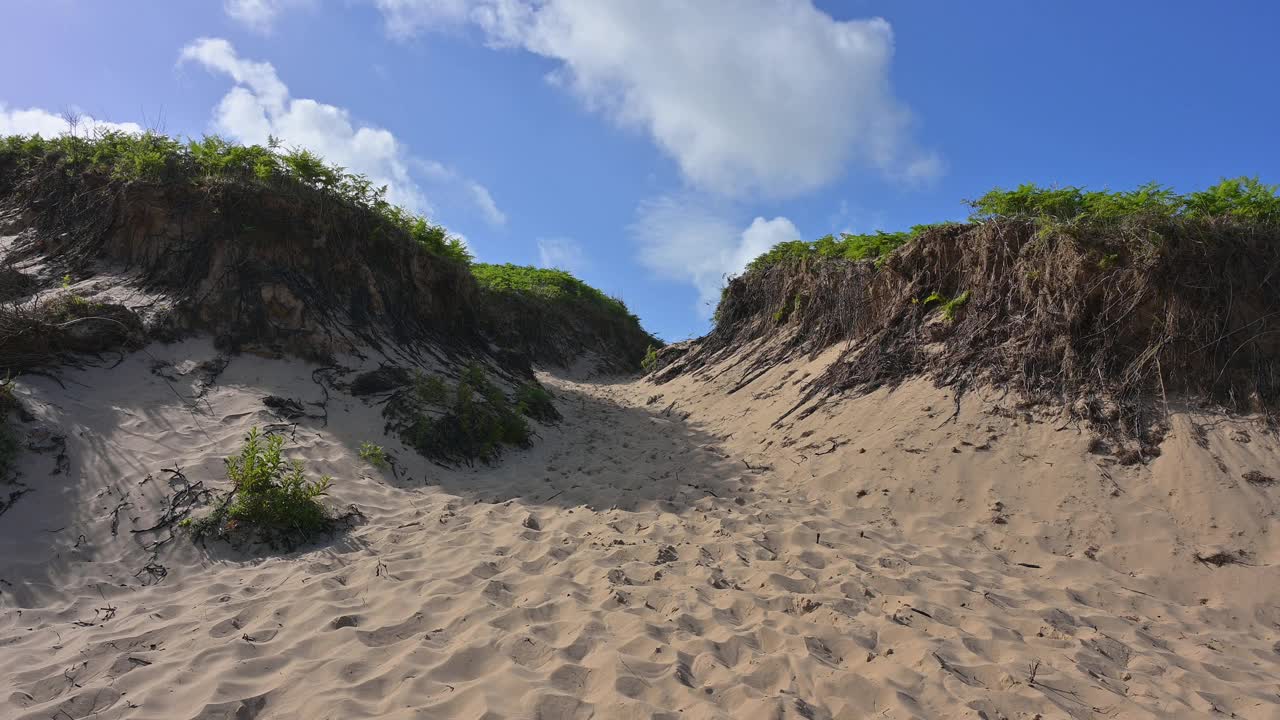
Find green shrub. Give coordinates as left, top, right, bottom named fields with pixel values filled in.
left=358, top=441, right=389, bottom=469
left=471, top=263, right=637, bottom=324
left=516, top=382, right=561, bottom=423
left=183, top=427, right=332, bottom=544
left=745, top=224, right=957, bottom=274
left=1184, top=177, right=1280, bottom=220
left=0, top=379, right=18, bottom=481
left=413, top=371, right=448, bottom=405
left=387, top=363, right=532, bottom=464
left=640, top=345, right=659, bottom=373
left=967, top=177, right=1280, bottom=223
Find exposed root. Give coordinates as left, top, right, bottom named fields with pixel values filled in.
left=659, top=218, right=1280, bottom=440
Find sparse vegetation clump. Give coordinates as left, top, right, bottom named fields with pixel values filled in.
left=515, top=382, right=561, bottom=424
left=385, top=364, right=559, bottom=465
left=358, top=441, right=389, bottom=469
left=640, top=345, right=659, bottom=373
left=183, top=427, right=334, bottom=548
left=0, top=378, right=19, bottom=482
left=472, top=264, right=660, bottom=371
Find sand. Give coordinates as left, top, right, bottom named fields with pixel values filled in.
left=2, top=337, right=1279, bottom=719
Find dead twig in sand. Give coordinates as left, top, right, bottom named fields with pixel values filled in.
left=1195, top=550, right=1254, bottom=567
left=130, top=467, right=210, bottom=535
left=375, top=558, right=397, bottom=580
left=932, top=652, right=984, bottom=687
left=108, top=498, right=132, bottom=536
left=752, top=539, right=779, bottom=560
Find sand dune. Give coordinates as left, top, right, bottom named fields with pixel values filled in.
left=2, top=337, right=1279, bottom=719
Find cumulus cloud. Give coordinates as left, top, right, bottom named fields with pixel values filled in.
left=370, top=0, right=942, bottom=196
left=179, top=37, right=503, bottom=224
left=633, top=196, right=799, bottom=317
left=468, top=182, right=506, bottom=226
left=224, top=0, right=309, bottom=33
left=0, top=105, right=142, bottom=137
left=536, top=237, right=584, bottom=272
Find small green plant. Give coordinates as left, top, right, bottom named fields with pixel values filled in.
left=1098, top=253, right=1120, bottom=270
left=60, top=274, right=72, bottom=290
left=918, top=291, right=968, bottom=321
left=640, top=345, right=659, bottom=373
left=358, top=441, right=389, bottom=469
left=184, top=427, right=333, bottom=546
left=941, top=291, right=970, bottom=322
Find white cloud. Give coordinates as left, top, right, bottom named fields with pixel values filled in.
left=0, top=105, right=142, bottom=137
left=370, top=0, right=942, bottom=196
left=536, top=237, right=584, bottom=272
left=633, top=195, right=799, bottom=317
left=179, top=37, right=504, bottom=225
left=468, top=181, right=506, bottom=226
left=224, top=0, right=309, bottom=33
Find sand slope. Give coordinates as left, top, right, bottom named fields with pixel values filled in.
left=2, top=339, right=1278, bottom=719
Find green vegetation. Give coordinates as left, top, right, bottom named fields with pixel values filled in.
left=515, top=382, right=561, bottom=424
left=737, top=178, right=1279, bottom=287
left=387, top=364, right=559, bottom=465
left=0, top=379, right=18, bottom=482
left=472, top=264, right=639, bottom=325
left=183, top=427, right=333, bottom=545
left=358, top=441, right=389, bottom=470
left=940, top=291, right=969, bottom=322
left=0, top=131, right=471, bottom=264
left=914, top=291, right=969, bottom=322
left=471, top=263, right=659, bottom=370
left=746, top=224, right=959, bottom=273
left=412, top=370, right=449, bottom=405
left=968, top=178, right=1280, bottom=223
left=640, top=345, right=659, bottom=373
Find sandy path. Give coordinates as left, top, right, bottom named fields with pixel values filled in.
left=1, top=341, right=1278, bottom=719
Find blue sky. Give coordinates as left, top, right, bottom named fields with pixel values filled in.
left=2, top=1, right=1277, bottom=341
